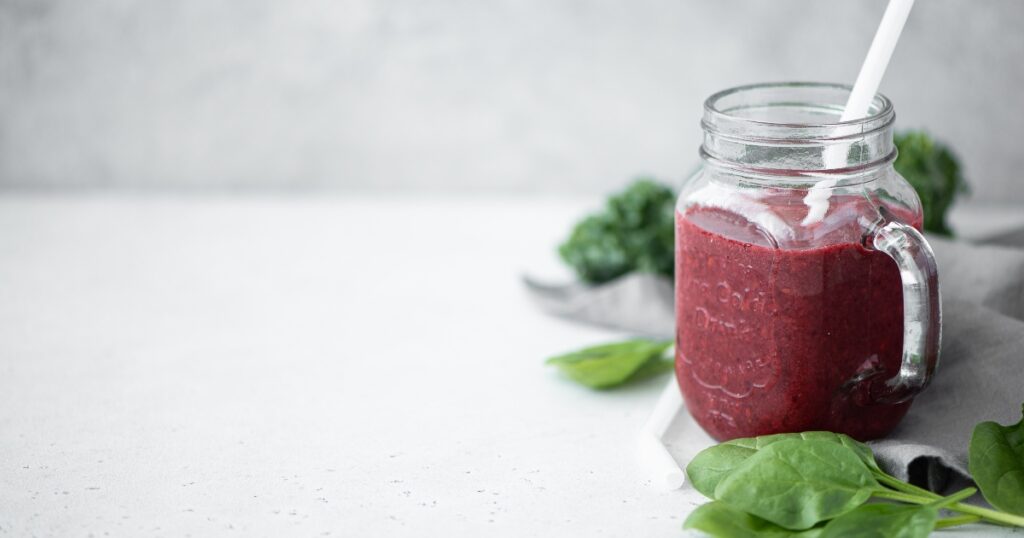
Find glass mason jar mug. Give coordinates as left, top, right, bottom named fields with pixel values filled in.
left=675, top=82, right=940, bottom=442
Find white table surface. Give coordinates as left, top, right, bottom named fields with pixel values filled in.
left=1, top=194, right=1021, bottom=537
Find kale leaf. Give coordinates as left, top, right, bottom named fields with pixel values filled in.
left=893, top=131, right=969, bottom=236
left=558, top=178, right=676, bottom=284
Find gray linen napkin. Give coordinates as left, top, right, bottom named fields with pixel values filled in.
left=928, top=235, right=1024, bottom=321
left=522, top=273, right=675, bottom=338
left=525, top=234, right=1024, bottom=490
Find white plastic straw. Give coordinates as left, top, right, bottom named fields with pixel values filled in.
left=802, top=0, right=916, bottom=225
left=637, top=378, right=686, bottom=490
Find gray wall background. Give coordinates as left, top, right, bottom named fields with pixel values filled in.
left=1, top=0, right=1022, bottom=201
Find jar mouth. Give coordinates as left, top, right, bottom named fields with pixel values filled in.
left=703, top=82, right=894, bottom=142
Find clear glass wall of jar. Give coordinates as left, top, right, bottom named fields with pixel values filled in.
left=675, top=82, right=940, bottom=441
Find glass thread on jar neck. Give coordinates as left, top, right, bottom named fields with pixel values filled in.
left=700, top=82, right=897, bottom=183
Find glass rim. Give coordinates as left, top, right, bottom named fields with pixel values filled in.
left=703, top=82, right=895, bottom=141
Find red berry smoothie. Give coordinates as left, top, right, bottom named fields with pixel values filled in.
left=674, top=194, right=921, bottom=441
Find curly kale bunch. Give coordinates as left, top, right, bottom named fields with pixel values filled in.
left=894, top=131, right=969, bottom=236
left=559, top=179, right=676, bottom=284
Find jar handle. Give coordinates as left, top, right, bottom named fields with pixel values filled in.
left=867, top=219, right=942, bottom=404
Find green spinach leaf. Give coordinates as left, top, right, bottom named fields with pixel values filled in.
left=970, top=405, right=1024, bottom=515
left=713, top=438, right=879, bottom=530
left=683, top=501, right=823, bottom=538
left=818, top=503, right=937, bottom=538
left=687, top=431, right=879, bottom=498
left=545, top=339, right=672, bottom=389
left=687, top=442, right=760, bottom=498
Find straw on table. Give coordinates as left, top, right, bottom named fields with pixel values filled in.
left=637, top=378, right=686, bottom=490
